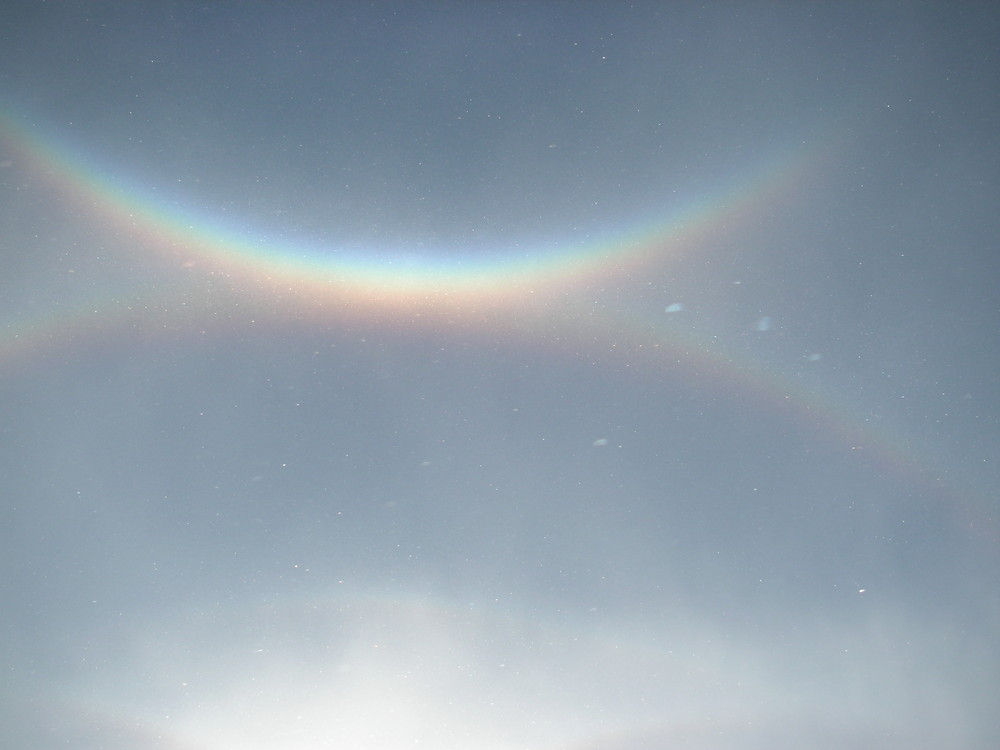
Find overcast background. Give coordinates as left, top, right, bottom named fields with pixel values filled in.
left=1, top=3, right=998, bottom=748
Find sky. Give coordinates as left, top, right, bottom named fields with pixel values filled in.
left=1, top=2, right=998, bottom=748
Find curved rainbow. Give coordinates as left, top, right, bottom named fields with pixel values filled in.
left=0, top=106, right=812, bottom=320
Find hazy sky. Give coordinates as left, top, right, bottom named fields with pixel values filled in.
left=2, top=3, right=998, bottom=748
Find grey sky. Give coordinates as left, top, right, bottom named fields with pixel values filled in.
left=2, top=2, right=998, bottom=748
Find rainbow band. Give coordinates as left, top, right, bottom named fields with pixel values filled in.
left=0, top=107, right=811, bottom=317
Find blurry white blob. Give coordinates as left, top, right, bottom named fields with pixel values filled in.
left=48, top=589, right=987, bottom=749
left=755, top=316, right=772, bottom=332
left=664, top=303, right=685, bottom=313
